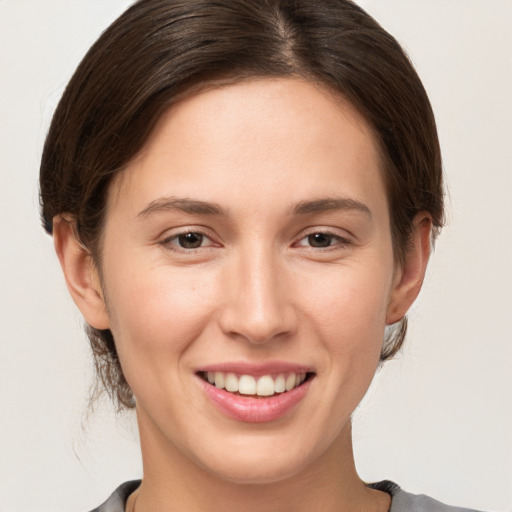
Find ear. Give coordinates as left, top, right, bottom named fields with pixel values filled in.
left=53, top=216, right=110, bottom=330
left=386, top=213, right=432, bottom=325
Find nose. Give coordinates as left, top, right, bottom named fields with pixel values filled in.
left=217, top=245, right=297, bottom=345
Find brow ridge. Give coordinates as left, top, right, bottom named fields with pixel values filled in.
left=136, top=195, right=371, bottom=220
left=292, top=197, right=372, bottom=217
left=136, top=197, right=226, bottom=219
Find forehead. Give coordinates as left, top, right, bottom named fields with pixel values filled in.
left=108, top=77, right=386, bottom=218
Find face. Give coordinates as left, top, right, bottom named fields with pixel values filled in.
left=89, top=78, right=407, bottom=483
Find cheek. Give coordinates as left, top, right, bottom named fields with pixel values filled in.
left=104, top=258, right=219, bottom=374
left=297, top=258, right=392, bottom=401
left=300, top=259, right=393, bottom=342
left=282, top=260, right=393, bottom=447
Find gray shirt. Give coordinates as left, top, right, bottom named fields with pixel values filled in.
left=90, top=480, right=484, bottom=512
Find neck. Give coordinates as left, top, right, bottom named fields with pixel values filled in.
left=133, top=409, right=390, bottom=512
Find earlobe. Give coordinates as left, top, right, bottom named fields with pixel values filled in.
left=53, top=216, right=110, bottom=330
left=386, top=213, right=432, bottom=325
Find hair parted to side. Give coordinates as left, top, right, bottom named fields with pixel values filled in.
left=40, top=0, right=444, bottom=409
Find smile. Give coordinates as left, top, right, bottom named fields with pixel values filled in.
left=200, top=371, right=310, bottom=397
left=197, top=365, right=315, bottom=422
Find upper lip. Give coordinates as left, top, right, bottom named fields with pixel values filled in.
left=197, top=361, right=315, bottom=377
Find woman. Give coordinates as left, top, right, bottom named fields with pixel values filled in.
left=39, top=1, right=484, bottom=511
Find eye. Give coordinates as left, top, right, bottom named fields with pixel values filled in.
left=176, top=232, right=206, bottom=249
left=160, top=230, right=216, bottom=251
left=295, top=231, right=350, bottom=249
left=307, top=233, right=335, bottom=248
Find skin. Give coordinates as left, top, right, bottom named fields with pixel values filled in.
left=54, top=78, right=431, bottom=512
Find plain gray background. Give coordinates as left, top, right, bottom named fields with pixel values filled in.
left=0, top=1, right=511, bottom=511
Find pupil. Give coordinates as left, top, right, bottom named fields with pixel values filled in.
left=178, top=233, right=203, bottom=248
left=308, top=233, right=332, bottom=248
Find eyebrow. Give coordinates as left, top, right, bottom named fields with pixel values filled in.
left=136, top=195, right=371, bottom=220
left=292, top=197, right=372, bottom=218
left=136, top=197, right=227, bottom=219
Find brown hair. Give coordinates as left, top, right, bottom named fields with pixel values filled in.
left=40, top=0, right=444, bottom=409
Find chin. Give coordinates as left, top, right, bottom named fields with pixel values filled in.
left=187, top=429, right=334, bottom=486
left=203, top=453, right=311, bottom=485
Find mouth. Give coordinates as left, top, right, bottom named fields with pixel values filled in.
left=197, top=365, right=315, bottom=423
left=198, top=371, right=315, bottom=398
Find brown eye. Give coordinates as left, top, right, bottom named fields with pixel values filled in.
left=159, top=229, right=219, bottom=253
left=177, top=232, right=205, bottom=249
left=307, top=233, right=335, bottom=248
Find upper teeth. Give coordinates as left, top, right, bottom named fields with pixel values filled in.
left=206, top=372, right=307, bottom=396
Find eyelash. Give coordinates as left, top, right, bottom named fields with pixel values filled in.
left=158, top=229, right=352, bottom=253
left=159, top=229, right=218, bottom=252
left=294, top=231, right=351, bottom=250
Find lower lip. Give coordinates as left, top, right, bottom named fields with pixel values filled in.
left=199, top=377, right=312, bottom=423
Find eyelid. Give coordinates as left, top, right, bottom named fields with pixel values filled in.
left=158, top=226, right=221, bottom=251
left=293, top=228, right=353, bottom=248
left=156, top=225, right=352, bottom=251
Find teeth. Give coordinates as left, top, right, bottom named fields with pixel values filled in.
left=204, top=371, right=308, bottom=396
left=274, top=374, right=285, bottom=393
left=285, top=374, right=296, bottom=391
left=214, top=372, right=224, bottom=389
left=239, top=375, right=256, bottom=395
left=225, top=373, right=239, bottom=392
left=256, top=375, right=275, bottom=396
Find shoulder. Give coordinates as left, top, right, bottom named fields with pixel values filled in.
left=370, top=481, right=486, bottom=512
left=88, top=480, right=141, bottom=512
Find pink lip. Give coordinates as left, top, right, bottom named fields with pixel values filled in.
left=197, top=371, right=313, bottom=424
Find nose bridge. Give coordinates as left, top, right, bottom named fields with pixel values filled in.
left=219, top=240, right=295, bottom=344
